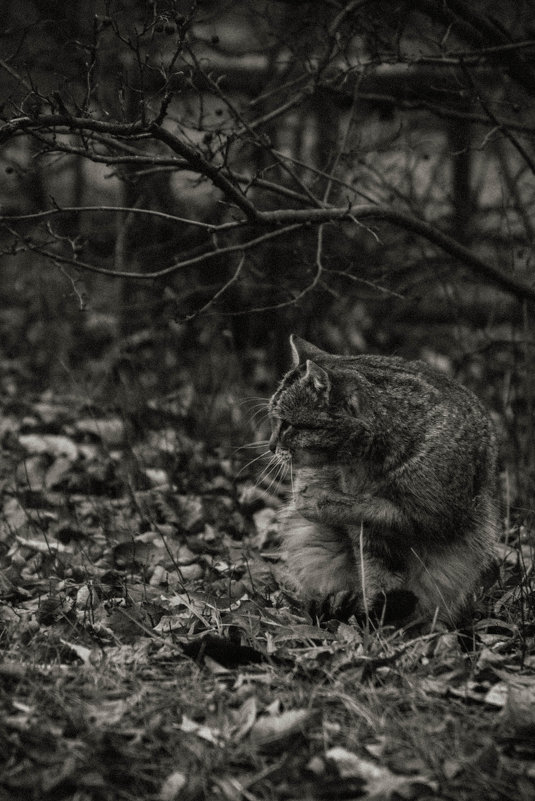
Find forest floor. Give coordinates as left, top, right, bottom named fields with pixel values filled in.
left=1, top=363, right=535, bottom=801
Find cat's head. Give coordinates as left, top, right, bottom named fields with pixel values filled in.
left=268, top=335, right=373, bottom=465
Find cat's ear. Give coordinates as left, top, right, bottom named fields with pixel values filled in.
left=290, top=334, right=329, bottom=366
left=304, top=359, right=330, bottom=396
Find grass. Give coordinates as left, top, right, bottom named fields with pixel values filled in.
left=1, top=374, right=535, bottom=801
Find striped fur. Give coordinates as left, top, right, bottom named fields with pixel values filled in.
left=270, top=335, right=499, bottom=626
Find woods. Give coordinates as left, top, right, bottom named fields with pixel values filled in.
left=1, top=1, right=535, bottom=799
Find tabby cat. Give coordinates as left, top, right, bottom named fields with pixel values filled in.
left=268, top=335, right=499, bottom=626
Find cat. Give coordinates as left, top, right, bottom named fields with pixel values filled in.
left=268, top=334, right=499, bottom=627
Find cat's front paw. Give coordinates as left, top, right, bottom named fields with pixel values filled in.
left=293, top=487, right=322, bottom=522
left=308, top=590, right=362, bottom=623
left=294, top=487, right=338, bottom=522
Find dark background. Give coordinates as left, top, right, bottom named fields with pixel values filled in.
left=1, top=0, right=534, bottom=513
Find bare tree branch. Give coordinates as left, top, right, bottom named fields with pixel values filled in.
left=3, top=223, right=304, bottom=280
left=1, top=206, right=241, bottom=233
left=0, top=114, right=260, bottom=222
left=4, top=199, right=535, bottom=304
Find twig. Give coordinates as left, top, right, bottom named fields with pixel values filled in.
left=0, top=113, right=260, bottom=223
left=3, top=222, right=303, bottom=280
left=185, top=253, right=245, bottom=320
left=462, top=63, right=535, bottom=176
left=1, top=205, right=242, bottom=233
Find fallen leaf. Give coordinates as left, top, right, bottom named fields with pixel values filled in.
left=180, top=714, right=222, bottom=745
left=232, top=695, right=258, bottom=741
left=2, top=497, right=28, bottom=535
left=159, top=770, right=187, bottom=801
left=45, top=456, right=73, bottom=489
left=323, top=747, right=437, bottom=800
left=484, top=682, right=509, bottom=708
left=15, top=535, right=67, bottom=554
left=145, top=468, right=169, bottom=487
left=19, top=434, right=78, bottom=461
left=442, top=757, right=463, bottom=780
left=250, top=708, right=312, bottom=751
left=74, top=417, right=125, bottom=446
left=113, top=540, right=156, bottom=569
left=252, top=508, right=278, bottom=547
left=59, top=639, right=94, bottom=666
left=176, top=495, right=204, bottom=532
left=501, top=679, right=535, bottom=732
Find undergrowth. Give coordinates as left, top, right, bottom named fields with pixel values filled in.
left=1, top=357, right=535, bottom=801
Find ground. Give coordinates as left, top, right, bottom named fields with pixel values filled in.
left=1, top=374, right=535, bottom=801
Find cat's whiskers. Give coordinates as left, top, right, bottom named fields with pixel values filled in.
left=255, top=453, right=281, bottom=485
left=249, top=408, right=269, bottom=425
left=255, top=450, right=289, bottom=493
left=261, top=458, right=287, bottom=496
left=242, top=400, right=269, bottom=410
left=236, top=450, right=272, bottom=477
left=238, top=396, right=271, bottom=428
left=241, top=400, right=269, bottom=412
left=239, top=396, right=270, bottom=404
left=232, top=440, right=269, bottom=455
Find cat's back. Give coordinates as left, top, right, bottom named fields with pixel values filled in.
left=321, top=351, right=488, bottom=421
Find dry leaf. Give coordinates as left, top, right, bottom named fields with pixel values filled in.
left=484, top=682, right=509, bottom=708
left=252, top=508, right=278, bottom=547
left=45, top=456, right=73, bottom=489
left=158, top=770, right=187, bottom=801
left=232, top=695, right=258, bottom=741
left=2, top=497, right=28, bottom=535
left=250, top=708, right=312, bottom=751
left=180, top=714, right=222, bottom=745
left=323, top=747, right=437, bottom=800
left=19, top=434, right=78, bottom=460
left=59, top=639, right=94, bottom=666
left=75, top=417, right=125, bottom=446
left=502, top=679, right=535, bottom=732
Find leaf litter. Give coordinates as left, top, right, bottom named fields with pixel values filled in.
left=1, top=388, right=535, bottom=800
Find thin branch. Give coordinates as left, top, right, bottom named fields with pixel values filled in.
left=3, top=223, right=303, bottom=280
left=0, top=113, right=260, bottom=223
left=0, top=113, right=148, bottom=143
left=28, top=131, right=189, bottom=168
left=323, top=88, right=535, bottom=136
left=149, top=124, right=259, bottom=221
left=5, top=198, right=535, bottom=304
left=254, top=204, right=535, bottom=304
left=414, top=0, right=535, bottom=95
left=270, top=148, right=378, bottom=203
left=22, top=130, right=322, bottom=206
left=329, top=0, right=375, bottom=36
left=444, top=39, right=535, bottom=57
left=248, top=72, right=310, bottom=109
left=0, top=58, right=33, bottom=93
left=0, top=205, right=242, bottom=233
left=185, top=49, right=324, bottom=209
left=247, top=224, right=326, bottom=314
left=244, top=92, right=312, bottom=134
left=324, top=268, right=404, bottom=298
left=462, top=64, right=535, bottom=176
left=185, top=253, right=245, bottom=320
